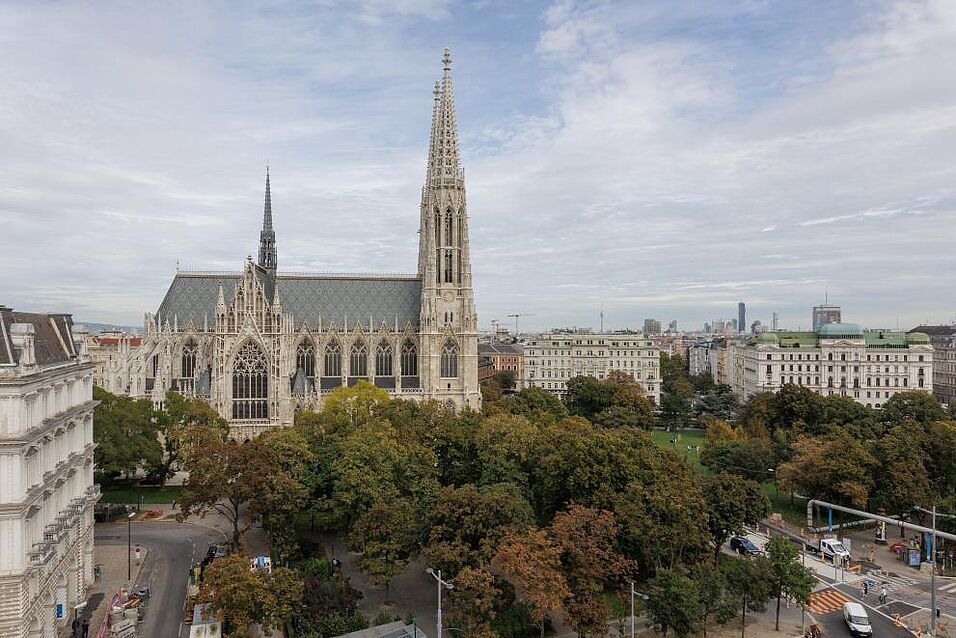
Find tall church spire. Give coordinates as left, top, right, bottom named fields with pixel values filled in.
left=258, top=166, right=277, bottom=272
left=426, top=47, right=463, bottom=189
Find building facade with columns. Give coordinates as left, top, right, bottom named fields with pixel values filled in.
left=136, top=50, right=480, bottom=438
left=734, top=323, right=933, bottom=408
left=0, top=307, right=98, bottom=638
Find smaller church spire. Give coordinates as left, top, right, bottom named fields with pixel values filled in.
left=258, top=166, right=277, bottom=271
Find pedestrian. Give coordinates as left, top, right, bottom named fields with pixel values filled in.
left=863, top=580, right=869, bottom=598
left=81, top=618, right=90, bottom=638
left=879, top=584, right=887, bottom=605
left=71, top=617, right=80, bottom=636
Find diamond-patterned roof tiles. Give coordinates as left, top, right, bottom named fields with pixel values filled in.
left=156, top=273, right=422, bottom=330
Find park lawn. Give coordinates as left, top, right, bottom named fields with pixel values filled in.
left=650, top=428, right=708, bottom=474
left=100, top=485, right=182, bottom=504
left=764, top=483, right=809, bottom=527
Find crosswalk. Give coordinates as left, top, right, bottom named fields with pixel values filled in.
left=938, top=580, right=956, bottom=595
left=808, top=589, right=853, bottom=614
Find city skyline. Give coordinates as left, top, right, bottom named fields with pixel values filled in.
left=2, top=1, right=955, bottom=330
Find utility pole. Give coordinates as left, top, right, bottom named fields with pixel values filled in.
left=629, top=582, right=636, bottom=638
left=932, top=505, right=937, bottom=636
left=426, top=567, right=453, bottom=638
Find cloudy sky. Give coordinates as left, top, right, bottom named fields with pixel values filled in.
left=1, top=0, right=954, bottom=332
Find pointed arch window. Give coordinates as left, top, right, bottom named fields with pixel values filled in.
left=444, top=251, right=453, bottom=283
left=232, top=341, right=268, bottom=420
left=401, top=340, right=418, bottom=377
left=376, top=340, right=393, bottom=377
left=350, top=340, right=368, bottom=377
left=178, top=340, right=198, bottom=395
left=296, top=339, right=316, bottom=379
left=181, top=340, right=198, bottom=379
left=441, top=340, right=459, bottom=378
left=445, top=210, right=453, bottom=246
left=325, top=340, right=342, bottom=377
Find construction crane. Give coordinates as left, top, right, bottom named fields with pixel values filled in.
left=507, top=313, right=535, bottom=336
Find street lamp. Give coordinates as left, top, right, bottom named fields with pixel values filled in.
left=425, top=567, right=453, bottom=638
left=127, top=512, right=135, bottom=581
left=630, top=582, right=636, bottom=638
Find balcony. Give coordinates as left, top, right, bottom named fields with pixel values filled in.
left=86, top=485, right=101, bottom=502
left=29, top=540, right=55, bottom=565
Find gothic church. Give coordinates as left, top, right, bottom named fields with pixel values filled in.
left=139, top=49, right=479, bottom=438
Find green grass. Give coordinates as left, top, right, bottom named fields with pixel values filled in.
left=650, top=428, right=707, bottom=473
left=764, top=483, right=809, bottom=527
left=100, top=485, right=182, bottom=504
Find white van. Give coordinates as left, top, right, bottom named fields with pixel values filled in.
left=821, top=537, right=851, bottom=563
left=842, top=602, right=872, bottom=636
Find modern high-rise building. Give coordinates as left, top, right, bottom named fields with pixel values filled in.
left=643, top=319, right=662, bottom=335
left=812, top=304, right=842, bottom=331
left=131, top=49, right=481, bottom=438
left=738, top=302, right=746, bottom=334
left=0, top=307, right=98, bottom=638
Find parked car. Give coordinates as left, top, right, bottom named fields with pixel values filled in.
left=842, top=601, right=873, bottom=636
left=730, top=536, right=761, bottom=556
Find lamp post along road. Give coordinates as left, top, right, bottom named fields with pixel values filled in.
left=127, top=512, right=135, bottom=581
left=932, top=505, right=937, bottom=636
left=630, top=582, right=636, bottom=638
left=426, top=567, right=453, bottom=638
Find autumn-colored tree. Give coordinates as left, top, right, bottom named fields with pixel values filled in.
left=549, top=504, right=634, bottom=635
left=178, top=431, right=258, bottom=546
left=349, top=499, right=416, bottom=601
left=703, top=473, right=770, bottom=559
left=493, top=529, right=569, bottom=638
left=199, top=553, right=303, bottom=637
left=777, top=431, right=876, bottom=507
left=424, top=482, right=534, bottom=575
left=321, top=380, right=392, bottom=431
left=447, top=567, right=501, bottom=638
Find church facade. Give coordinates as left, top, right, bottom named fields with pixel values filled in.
left=139, top=49, right=480, bottom=438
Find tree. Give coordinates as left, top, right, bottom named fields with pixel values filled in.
left=614, top=457, right=710, bottom=573
left=765, top=536, right=815, bottom=631
left=647, top=569, right=701, bottom=638
left=493, top=529, right=569, bottom=638
left=697, top=387, right=739, bottom=421
left=701, top=437, right=774, bottom=483
left=564, top=376, right=616, bottom=418
left=660, top=392, right=693, bottom=428
left=152, top=391, right=228, bottom=485
left=448, top=567, right=501, bottom=638
left=691, top=561, right=739, bottom=637
left=777, top=431, right=876, bottom=507
left=178, top=430, right=259, bottom=546
left=703, top=474, right=770, bottom=559
left=549, top=505, right=633, bottom=635
left=723, top=555, right=774, bottom=638
left=321, top=381, right=392, bottom=430
left=349, top=499, right=416, bottom=601
left=199, top=554, right=303, bottom=637
left=425, top=482, right=534, bottom=575
left=882, top=391, right=946, bottom=427
left=872, top=424, right=932, bottom=518
left=492, top=369, right=517, bottom=390
left=499, top=387, right=569, bottom=422
left=92, top=387, right=163, bottom=481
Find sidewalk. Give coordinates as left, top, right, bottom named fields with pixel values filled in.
left=63, top=540, right=148, bottom=638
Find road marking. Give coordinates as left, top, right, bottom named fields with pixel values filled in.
left=808, top=589, right=853, bottom=614
left=939, top=581, right=956, bottom=593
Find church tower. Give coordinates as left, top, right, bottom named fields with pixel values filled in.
left=418, top=48, right=480, bottom=408
left=257, top=167, right=278, bottom=302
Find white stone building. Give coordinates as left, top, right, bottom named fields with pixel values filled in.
left=524, top=333, right=661, bottom=405
left=909, top=325, right=956, bottom=408
left=0, top=307, right=98, bottom=638
left=733, top=323, right=933, bottom=408
left=135, top=50, right=481, bottom=438
left=85, top=331, right=144, bottom=396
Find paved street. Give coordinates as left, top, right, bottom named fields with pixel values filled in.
left=95, top=520, right=221, bottom=638
left=808, top=585, right=911, bottom=637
